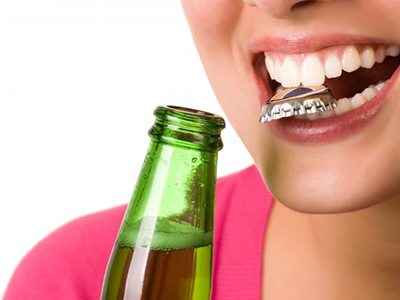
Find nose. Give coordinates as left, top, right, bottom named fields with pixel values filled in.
left=244, top=0, right=333, bottom=19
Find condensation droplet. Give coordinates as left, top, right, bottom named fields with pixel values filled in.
left=191, top=157, right=198, bottom=163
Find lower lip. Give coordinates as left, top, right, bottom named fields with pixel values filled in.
left=261, top=67, right=400, bottom=144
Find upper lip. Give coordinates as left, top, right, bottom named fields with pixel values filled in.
left=249, top=33, right=388, bottom=54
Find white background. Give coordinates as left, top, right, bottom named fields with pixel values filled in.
left=0, top=0, right=253, bottom=296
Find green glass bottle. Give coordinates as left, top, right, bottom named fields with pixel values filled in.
left=101, top=105, right=225, bottom=300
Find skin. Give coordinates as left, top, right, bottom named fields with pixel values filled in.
left=181, top=0, right=400, bottom=299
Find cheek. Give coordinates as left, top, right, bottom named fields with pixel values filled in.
left=181, top=0, right=241, bottom=38
left=181, top=0, right=263, bottom=163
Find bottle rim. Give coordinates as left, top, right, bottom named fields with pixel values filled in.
left=162, top=105, right=225, bottom=128
left=166, top=105, right=221, bottom=118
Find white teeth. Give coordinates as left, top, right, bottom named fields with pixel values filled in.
left=386, top=45, right=400, bottom=57
left=334, top=98, right=353, bottom=115
left=337, top=81, right=384, bottom=117
left=375, top=46, right=386, bottom=63
left=306, top=112, right=319, bottom=120
left=264, top=44, right=399, bottom=89
left=361, top=86, right=378, bottom=100
left=376, top=81, right=386, bottom=91
left=301, top=55, right=325, bottom=86
left=351, top=93, right=367, bottom=109
left=360, top=47, right=375, bottom=69
left=325, top=53, right=342, bottom=78
left=274, top=60, right=282, bottom=82
left=342, top=46, right=361, bottom=73
left=333, top=81, right=384, bottom=116
left=265, top=57, right=275, bottom=80
left=292, top=80, right=386, bottom=119
left=320, top=109, right=335, bottom=118
left=276, top=85, right=284, bottom=93
left=281, top=57, right=301, bottom=87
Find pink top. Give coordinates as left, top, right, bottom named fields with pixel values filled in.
left=5, top=165, right=274, bottom=299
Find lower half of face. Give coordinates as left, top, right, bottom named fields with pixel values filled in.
left=181, top=0, right=400, bottom=213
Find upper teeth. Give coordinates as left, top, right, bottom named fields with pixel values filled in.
left=264, top=45, right=400, bottom=88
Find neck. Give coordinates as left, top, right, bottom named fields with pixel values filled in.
left=306, top=195, right=400, bottom=292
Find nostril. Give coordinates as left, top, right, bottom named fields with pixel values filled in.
left=291, top=0, right=317, bottom=11
left=254, top=0, right=317, bottom=19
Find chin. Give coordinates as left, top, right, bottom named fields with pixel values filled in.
left=266, top=185, right=382, bottom=214
left=256, top=159, right=397, bottom=214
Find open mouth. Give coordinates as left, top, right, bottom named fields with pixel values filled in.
left=254, top=44, right=400, bottom=120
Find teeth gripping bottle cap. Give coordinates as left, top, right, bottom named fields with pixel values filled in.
left=259, top=85, right=336, bottom=123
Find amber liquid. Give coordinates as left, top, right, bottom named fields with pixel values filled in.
left=101, top=244, right=212, bottom=300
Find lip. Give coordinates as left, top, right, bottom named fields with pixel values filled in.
left=268, top=65, right=400, bottom=143
left=249, top=33, right=387, bottom=54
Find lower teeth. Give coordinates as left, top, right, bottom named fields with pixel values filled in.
left=292, top=80, right=387, bottom=120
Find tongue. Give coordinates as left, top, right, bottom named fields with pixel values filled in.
left=325, top=56, right=400, bottom=99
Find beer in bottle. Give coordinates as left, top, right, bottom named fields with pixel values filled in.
left=101, top=105, right=225, bottom=300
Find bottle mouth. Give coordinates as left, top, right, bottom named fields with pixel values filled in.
left=166, top=105, right=219, bottom=116
left=165, top=105, right=225, bottom=125
left=149, top=105, right=226, bottom=151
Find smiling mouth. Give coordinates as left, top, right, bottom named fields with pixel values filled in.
left=255, top=44, right=400, bottom=120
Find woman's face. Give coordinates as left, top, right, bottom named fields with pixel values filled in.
left=181, top=0, right=400, bottom=213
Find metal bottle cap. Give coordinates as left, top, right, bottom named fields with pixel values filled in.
left=259, top=85, right=337, bottom=123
